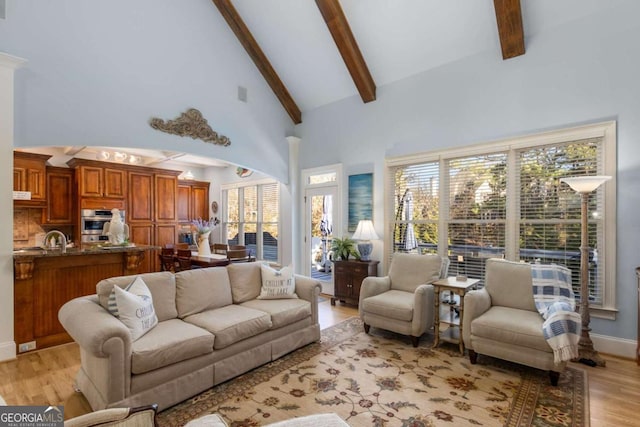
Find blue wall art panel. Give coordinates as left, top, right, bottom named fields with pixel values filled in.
left=348, top=173, right=373, bottom=232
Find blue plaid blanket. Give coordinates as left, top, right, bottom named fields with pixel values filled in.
left=531, top=263, right=581, bottom=363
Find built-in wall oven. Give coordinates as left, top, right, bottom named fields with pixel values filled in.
left=81, top=209, right=125, bottom=244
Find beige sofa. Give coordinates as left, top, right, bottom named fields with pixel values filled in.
left=59, top=263, right=322, bottom=411
left=462, top=258, right=566, bottom=385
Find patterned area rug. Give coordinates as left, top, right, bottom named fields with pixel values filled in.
left=157, top=318, right=588, bottom=427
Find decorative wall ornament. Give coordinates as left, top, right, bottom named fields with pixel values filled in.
left=149, top=108, right=231, bottom=146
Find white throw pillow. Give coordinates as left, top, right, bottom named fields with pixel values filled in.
left=258, top=264, right=298, bottom=300
left=113, top=276, right=158, bottom=341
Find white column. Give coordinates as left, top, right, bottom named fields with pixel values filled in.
left=0, top=52, right=27, bottom=362
left=286, top=136, right=301, bottom=272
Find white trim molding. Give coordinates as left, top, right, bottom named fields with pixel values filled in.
left=591, top=333, right=637, bottom=360
left=0, top=340, right=16, bottom=362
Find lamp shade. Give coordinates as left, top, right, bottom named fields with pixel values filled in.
left=352, top=220, right=379, bottom=241
left=561, top=176, right=611, bottom=193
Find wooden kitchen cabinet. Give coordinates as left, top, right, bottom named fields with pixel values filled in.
left=177, top=180, right=210, bottom=223
left=13, top=151, right=50, bottom=206
left=332, top=260, right=379, bottom=306
left=155, top=174, right=178, bottom=222
left=72, top=163, right=126, bottom=198
left=44, top=166, right=74, bottom=224
left=128, top=171, right=154, bottom=222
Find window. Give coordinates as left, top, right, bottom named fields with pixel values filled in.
left=386, top=122, right=616, bottom=317
left=223, top=181, right=280, bottom=262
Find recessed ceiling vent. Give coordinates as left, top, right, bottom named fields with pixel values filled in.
left=237, top=86, right=248, bottom=103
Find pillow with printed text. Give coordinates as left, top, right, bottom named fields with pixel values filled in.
left=112, top=276, right=158, bottom=341
left=258, top=264, right=298, bottom=300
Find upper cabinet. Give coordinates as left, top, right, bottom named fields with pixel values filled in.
left=44, top=166, right=74, bottom=224
left=13, top=151, right=51, bottom=206
left=70, top=163, right=126, bottom=198
left=177, top=180, right=210, bottom=223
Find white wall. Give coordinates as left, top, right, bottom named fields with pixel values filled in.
left=297, top=2, right=640, bottom=344
left=0, top=0, right=294, bottom=183
left=0, top=52, right=26, bottom=361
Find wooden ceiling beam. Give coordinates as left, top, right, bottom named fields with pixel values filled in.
left=315, top=0, right=376, bottom=103
left=493, top=0, right=525, bottom=59
left=211, top=0, right=302, bottom=124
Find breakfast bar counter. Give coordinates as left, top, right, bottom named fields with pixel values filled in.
left=13, top=245, right=157, bottom=353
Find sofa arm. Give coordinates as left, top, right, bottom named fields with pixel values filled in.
left=59, top=295, right=133, bottom=407
left=462, top=289, right=492, bottom=350
left=294, top=274, right=322, bottom=324
left=59, top=295, right=132, bottom=357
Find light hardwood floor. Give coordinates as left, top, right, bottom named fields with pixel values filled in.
left=1, top=299, right=639, bottom=426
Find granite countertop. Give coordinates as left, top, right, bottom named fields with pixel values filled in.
left=13, top=244, right=159, bottom=258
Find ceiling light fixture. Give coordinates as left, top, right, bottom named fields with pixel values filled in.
left=183, top=170, right=194, bottom=180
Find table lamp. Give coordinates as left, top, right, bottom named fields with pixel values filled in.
left=352, top=220, right=379, bottom=261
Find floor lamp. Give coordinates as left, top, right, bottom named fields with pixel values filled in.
left=560, top=175, right=611, bottom=367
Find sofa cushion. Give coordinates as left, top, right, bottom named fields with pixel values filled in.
left=131, top=319, right=214, bottom=375
left=227, top=262, right=263, bottom=303
left=470, top=306, right=551, bottom=353
left=389, top=254, right=442, bottom=293
left=113, top=277, right=158, bottom=341
left=240, top=299, right=311, bottom=329
left=175, top=267, right=233, bottom=318
left=258, top=264, right=298, bottom=300
left=361, top=290, right=414, bottom=322
left=97, top=272, right=177, bottom=322
left=184, top=305, right=272, bottom=349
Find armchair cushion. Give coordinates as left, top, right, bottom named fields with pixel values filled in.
left=361, top=290, right=414, bottom=322
left=484, top=258, right=536, bottom=311
left=470, top=306, right=550, bottom=353
left=389, top=253, right=442, bottom=292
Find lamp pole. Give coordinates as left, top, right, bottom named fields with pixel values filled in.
left=561, top=176, right=611, bottom=367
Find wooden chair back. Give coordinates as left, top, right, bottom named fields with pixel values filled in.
left=228, top=245, right=246, bottom=251
left=176, top=243, right=189, bottom=250
left=212, top=243, right=228, bottom=255
left=175, top=249, right=192, bottom=271
left=159, top=247, right=176, bottom=272
left=227, top=248, right=254, bottom=263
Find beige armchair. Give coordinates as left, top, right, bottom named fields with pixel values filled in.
left=463, top=258, right=566, bottom=385
left=64, top=405, right=157, bottom=427
left=359, top=253, right=448, bottom=347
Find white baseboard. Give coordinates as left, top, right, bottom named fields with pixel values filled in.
left=0, top=340, right=16, bottom=362
left=591, top=333, right=637, bottom=360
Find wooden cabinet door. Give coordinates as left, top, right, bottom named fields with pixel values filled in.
left=155, top=174, right=177, bottom=222
left=27, top=168, right=46, bottom=200
left=129, top=223, right=154, bottom=273
left=14, top=152, right=50, bottom=204
left=191, top=184, right=209, bottom=220
left=104, top=168, right=126, bottom=198
left=13, top=167, right=26, bottom=191
left=79, top=166, right=103, bottom=197
left=177, top=184, right=191, bottom=222
left=128, top=171, right=153, bottom=222
left=45, top=168, right=74, bottom=224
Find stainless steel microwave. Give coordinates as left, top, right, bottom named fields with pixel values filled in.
left=81, top=209, right=125, bottom=235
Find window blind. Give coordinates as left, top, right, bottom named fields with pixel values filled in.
left=446, top=153, right=507, bottom=283
left=516, top=138, right=605, bottom=303
left=388, top=161, right=440, bottom=266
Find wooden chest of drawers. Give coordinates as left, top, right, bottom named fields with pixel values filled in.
left=331, top=260, right=378, bottom=306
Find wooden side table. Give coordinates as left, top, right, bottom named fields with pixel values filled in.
left=432, top=277, right=480, bottom=354
left=331, top=260, right=378, bottom=306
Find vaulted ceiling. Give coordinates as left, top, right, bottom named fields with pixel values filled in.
left=213, top=0, right=526, bottom=124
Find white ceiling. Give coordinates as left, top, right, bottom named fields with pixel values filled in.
left=10, top=0, right=628, bottom=168
left=232, top=0, right=625, bottom=112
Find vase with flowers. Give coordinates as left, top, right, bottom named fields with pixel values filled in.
left=191, top=218, right=216, bottom=256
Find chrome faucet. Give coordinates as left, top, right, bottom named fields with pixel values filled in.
left=43, top=230, right=67, bottom=253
